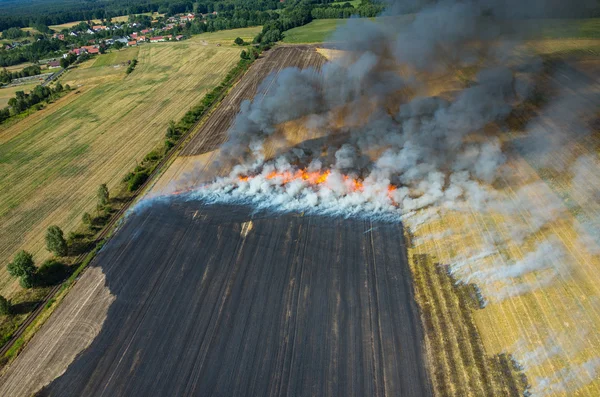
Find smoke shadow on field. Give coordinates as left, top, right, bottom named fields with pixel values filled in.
left=38, top=199, right=432, bottom=397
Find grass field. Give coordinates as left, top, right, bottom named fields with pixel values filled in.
left=282, top=19, right=346, bottom=43
left=0, top=32, right=243, bottom=306
left=91, top=46, right=140, bottom=67
left=0, top=83, right=38, bottom=108
left=283, top=17, right=600, bottom=44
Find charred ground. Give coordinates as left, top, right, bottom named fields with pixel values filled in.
left=36, top=201, right=432, bottom=397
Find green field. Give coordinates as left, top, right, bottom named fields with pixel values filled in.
left=282, top=19, right=346, bottom=43
left=92, top=47, right=140, bottom=67
left=282, top=17, right=600, bottom=44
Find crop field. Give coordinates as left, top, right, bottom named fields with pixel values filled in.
left=193, top=26, right=263, bottom=45
left=0, top=34, right=242, bottom=308
left=1, top=17, right=599, bottom=397
left=0, top=46, right=432, bottom=397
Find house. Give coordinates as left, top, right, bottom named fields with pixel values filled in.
left=138, top=35, right=147, bottom=42
left=164, top=35, right=172, bottom=40
left=128, top=40, right=137, bottom=46
left=131, top=32, right=138, bottom=39
left=86, top=29, right=95, bottom=34
left=92, top=25, right=107, bottom=31
left=175, top=35, right=184, bottom=41
left=69, top=31, right=79, bottom=37
left=150, top=36, right=164, bottom=42
left=69, top=48, right=84, bottom=56
left=82, top=45, right=100, bottom=54
left=48, top=60, right=61, bottom=68
left=114, top=37, right=129, bottom=44
left=52, top=33, right=65, bottom=40
left=141, top=29, right=151, bottom=34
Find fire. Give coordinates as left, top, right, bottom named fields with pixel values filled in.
left=237, top=168, right=369, bottom=193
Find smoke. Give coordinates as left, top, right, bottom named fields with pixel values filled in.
left=150, top=0, right=598, bottom=321
left=532, top=357, right=600, bottom=396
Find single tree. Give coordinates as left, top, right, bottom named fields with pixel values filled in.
left=240, top=50, right=248, bottom=60
left=97, top=183, right=109, bottom=206
left=0, top=295, right=10, bottom=315
left=7, top=250, right=37, bottom=288
left=46, top=225, right=68, bottom=256
left=234, top=37, right=244, bottom=46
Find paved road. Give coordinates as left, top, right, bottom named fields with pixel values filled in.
left=36, top=200, right=431, bottom=397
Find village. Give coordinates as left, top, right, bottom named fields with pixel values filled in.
left=49, top=12, right=217, bottom=59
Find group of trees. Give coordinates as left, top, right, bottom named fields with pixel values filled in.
left=0, top=82, right=67, bottom=124
left=311, top=1, right=384, bottom=19
left=126, top=59, right=138, bottom=74
left=0, top=183, right=112, bottom=314
left=6, top=226, right=67, bottom=290
left=1, top=27, right=28, bottom=40
left=0, top=64, right=42, bottom=85
left=0, top=38, right=66, bottom=68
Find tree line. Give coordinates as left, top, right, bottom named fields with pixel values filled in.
left=0, top=83, right=69, bottom=124
left=0, top=64, right=43, bottom=85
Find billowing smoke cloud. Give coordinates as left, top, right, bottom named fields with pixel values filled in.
left=141, top=0, right=600, bottom=389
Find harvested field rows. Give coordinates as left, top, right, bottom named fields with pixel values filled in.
left=0, top=36, right=241, bottom=301
left=152, top=45, right=326, bottom=192
left=7, top=202, right=430, bottom=397
left=404, top=62, right=600, bottom=395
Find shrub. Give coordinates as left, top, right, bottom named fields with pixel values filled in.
left=128, top=171, right=149, bottom=191
left=97, top=183, right=109, bottom=205
left=82, top=212, right=92, bottom=225
left=143, top=150, right=160, bottom=162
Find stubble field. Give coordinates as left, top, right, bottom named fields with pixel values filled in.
left=0, top=33, right=243, bottom=304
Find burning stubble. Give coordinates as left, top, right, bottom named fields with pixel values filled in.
left=141, top=0, right=600, bottom=391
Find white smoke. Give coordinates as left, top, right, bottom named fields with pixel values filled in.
left=532, top=358, right=600, bottom=396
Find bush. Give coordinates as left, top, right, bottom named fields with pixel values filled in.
left=45, top=225, right=68, bottom=257
left=164, top=139, right=175, bottom=152
left=97, top=183, right=109, bottom=205
left=234, top=37, right=244, bottom=46
left=82, top=212, right=92, bottom=225
left=122, top=172, right=134, bottom=183
left=128, top=171, right=149, bottom=191
left=143, top=150, right=160, bottom=162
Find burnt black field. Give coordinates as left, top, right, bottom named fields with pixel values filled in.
left=39, top=200, right=432, bottom=397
